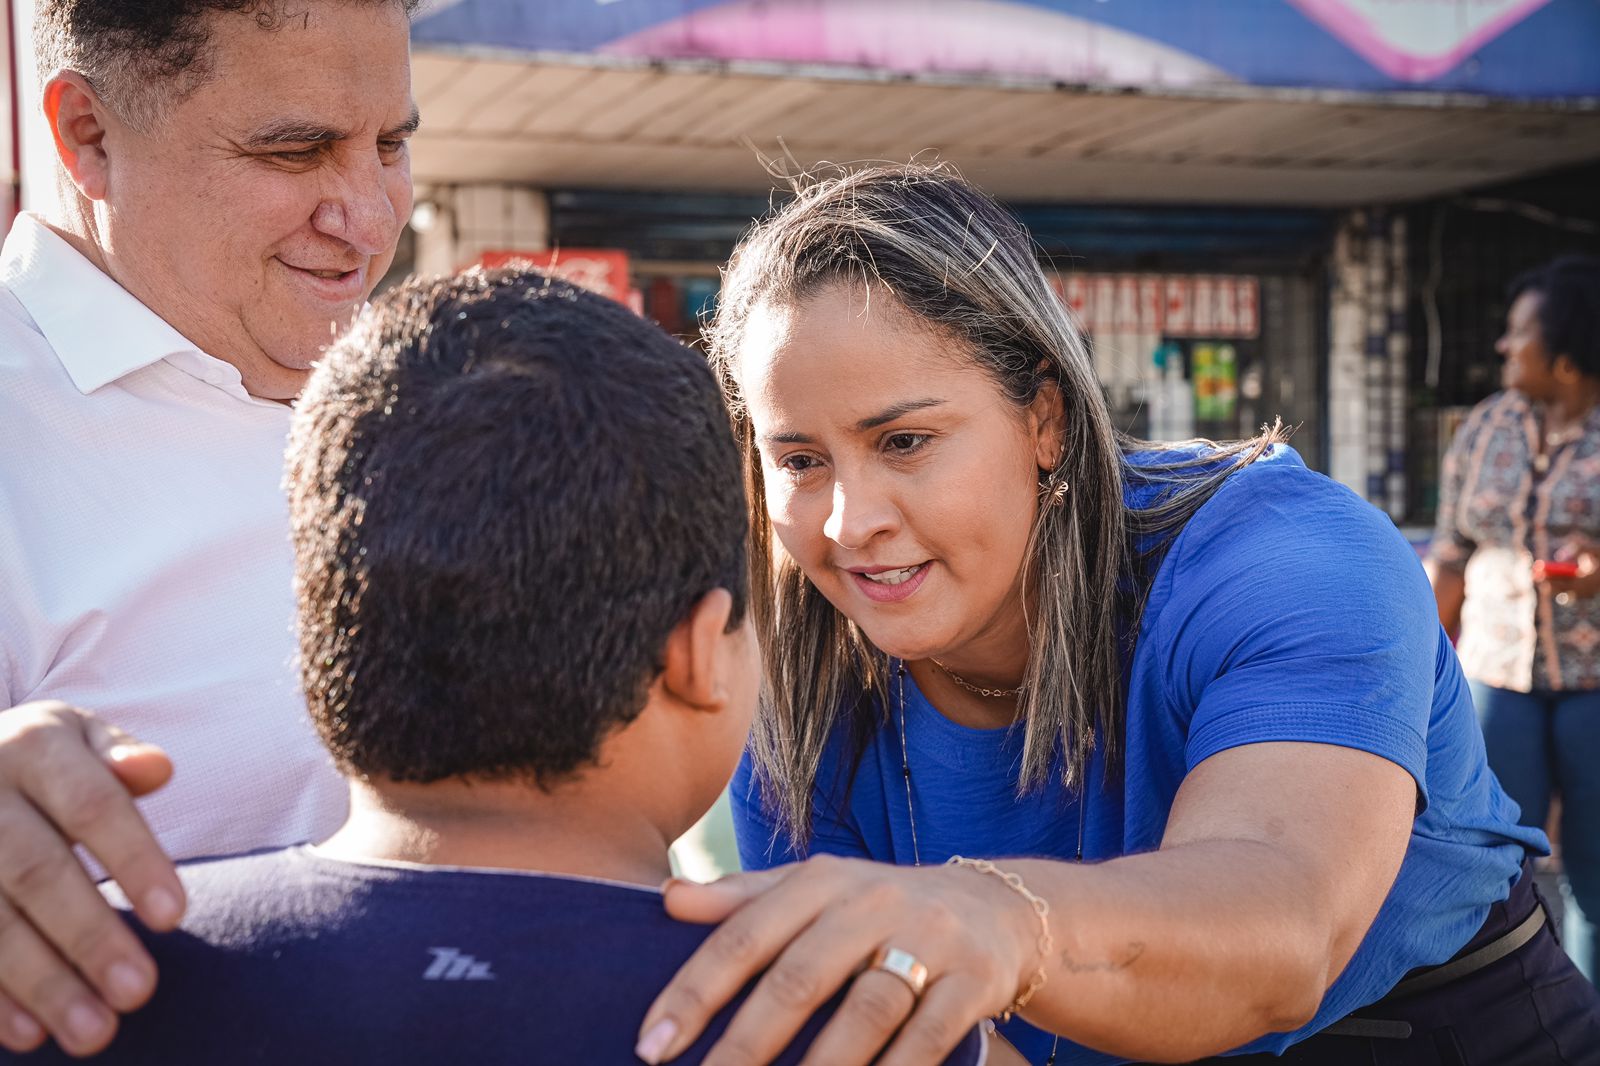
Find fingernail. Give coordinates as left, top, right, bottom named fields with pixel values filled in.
left=65, top=1002, right=108, bottom=1046
left=635, top=1018, right=677, bottom=1063
left=8, top=1011, right=41, bottom=1045
left=105, top=743, right=141, bottom=763
left=142, top=886, right=181, bottom=926
left=107, top=961, right=148, bottom=1004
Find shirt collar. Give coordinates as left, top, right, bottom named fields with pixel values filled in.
left=0, top=213, right=207, bottom=395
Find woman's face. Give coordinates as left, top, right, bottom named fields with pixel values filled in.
left=1497, top=290, right=1559, bottom=401
left=733, top=284, right=1060, bottom=669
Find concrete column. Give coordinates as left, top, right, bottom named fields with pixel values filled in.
left=412, top=183, right=551, bottom=275
left=1328, top=212, right=1368, bottom=495
left=1386, top=214, right=1409, bottom=519
left=1328, top=207, right=1409, bottom=518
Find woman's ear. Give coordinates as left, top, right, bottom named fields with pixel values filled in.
left=1552, top=353, right=1585, bottom=386
left=659, top=589, right=737, bottom=712
left=43, top=72, right=113, bottom=202
left=1028, top=376, right=1067, bottom=474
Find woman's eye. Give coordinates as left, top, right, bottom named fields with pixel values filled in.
left=779, top=454, right=821, bottom=475
left=884, top=432, right=928, bottom=454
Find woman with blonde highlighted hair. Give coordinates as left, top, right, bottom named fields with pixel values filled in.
left=637, top=165, right=1600, bottom=1065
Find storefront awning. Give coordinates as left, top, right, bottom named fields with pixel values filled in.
left=408, top=50, right=1600, bottom=206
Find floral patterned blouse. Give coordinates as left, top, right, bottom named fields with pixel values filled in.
left=1430, top=390, right=1600, bottom=692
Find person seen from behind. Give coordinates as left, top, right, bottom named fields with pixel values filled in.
left=4, top=269, right=987, bottom=1065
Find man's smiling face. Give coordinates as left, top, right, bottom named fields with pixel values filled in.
left=94, top=1, right=416, bottom=399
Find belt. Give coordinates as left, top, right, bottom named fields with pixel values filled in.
left=1317, top=902, right=1547, bottom=1040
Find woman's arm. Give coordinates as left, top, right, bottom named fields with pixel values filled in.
left=1424, top=407, right=1481, bottom=639
left=1005, top=741, right=1413, bottom=1061
left=1425, top=559, right=1466, bottom=638
left=639, top=740, right=1414, bottom=1066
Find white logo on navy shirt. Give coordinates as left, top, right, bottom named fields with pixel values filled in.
left=424, top=947, right=496, bottom=980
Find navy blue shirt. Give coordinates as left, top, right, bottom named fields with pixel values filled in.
left=734, top=446, right=1547, bottom=1064
left=11, top=847, right=983, bottom=1064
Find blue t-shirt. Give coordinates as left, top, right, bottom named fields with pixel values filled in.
left=9, top=847, right=983, bottom=1065
left=732, top=445, right=1547, bottom=1065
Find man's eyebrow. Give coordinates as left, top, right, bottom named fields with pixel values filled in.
left=384, top=107, right=422, bottom=138
left=240, top=120, right=347, bottom=150
left=240, top=106, right=420, bottom=149
left=856, top=398, right=944, bottom=431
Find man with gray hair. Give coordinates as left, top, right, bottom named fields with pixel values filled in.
left=0, top=0, right=419, bottom=1055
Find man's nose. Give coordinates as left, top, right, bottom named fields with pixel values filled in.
left=822, top=477, right=898, bottom=550
left=312, top=156, right=402, bottom=257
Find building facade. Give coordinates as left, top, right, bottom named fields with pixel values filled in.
left=8, top=0, right=1598, bottom=523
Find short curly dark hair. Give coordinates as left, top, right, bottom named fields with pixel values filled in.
left=1509, top=254, right=1600, bottom=380
left=286, top=268, right=749, bottom=787
left=34, top=0, right=421, bottom=129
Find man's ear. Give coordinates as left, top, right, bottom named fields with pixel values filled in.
left=1028, top=375, right=1067, bottom=474
left=43, top=72, right=113, bottom=202
left=659, top=589, right=736, bottom=712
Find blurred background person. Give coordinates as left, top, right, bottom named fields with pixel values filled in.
left=1426, top=254, right=1600, bottom=982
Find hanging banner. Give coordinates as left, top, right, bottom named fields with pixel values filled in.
left=1237, top=278, right=1261, bottom=337
left=1051, top=272, right=1261, bottom=339
left=1214, top=277, right=1241, bottom=336
left=1138, top=276, right=1165, bottom=335
left=1163, top=277, right=1193, bottom=336
left=1191, top=277, right=1218, bottom=336
left=1062, top=274, right=1092, bottom=327
left=1090, top=275, right=1118, bottom=336
left=1113, top=275, right=1142, bottom=334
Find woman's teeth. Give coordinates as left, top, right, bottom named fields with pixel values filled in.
left=862, top=565, right=922, bottom=586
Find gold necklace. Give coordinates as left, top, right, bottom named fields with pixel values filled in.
left=931, top=659, right=1023, bottom=699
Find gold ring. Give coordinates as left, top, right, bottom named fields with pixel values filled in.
left=868, top=946, right=930, bottom=997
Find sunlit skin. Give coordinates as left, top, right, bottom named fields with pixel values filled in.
left=45, top=2, right=417, bottom=400
left=733, top=283, right=1062, bottom=722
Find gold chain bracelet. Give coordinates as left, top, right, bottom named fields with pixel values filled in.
left=946, top=856, right=1052, bottom=1023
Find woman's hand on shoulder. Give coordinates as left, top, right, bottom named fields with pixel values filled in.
left=637, top=854, right=1033, bottom=1066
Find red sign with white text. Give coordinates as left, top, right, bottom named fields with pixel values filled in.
left=1056, top=273, right=1260, bottom=339
left=478, top=248, right=638, bottom=309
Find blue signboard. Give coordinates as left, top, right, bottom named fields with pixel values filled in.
left=413, top=0, right=1600, bottom=100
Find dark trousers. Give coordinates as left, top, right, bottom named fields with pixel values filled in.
left=1176, top=867, right=1600, bottom=1065
left=1471, top=680, right=1600, bottom=983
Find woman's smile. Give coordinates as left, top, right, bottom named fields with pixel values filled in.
left=847, top=561, right=933, bottom=603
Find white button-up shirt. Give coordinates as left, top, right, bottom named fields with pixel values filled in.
left=0, top=214, right=347, bottom=864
